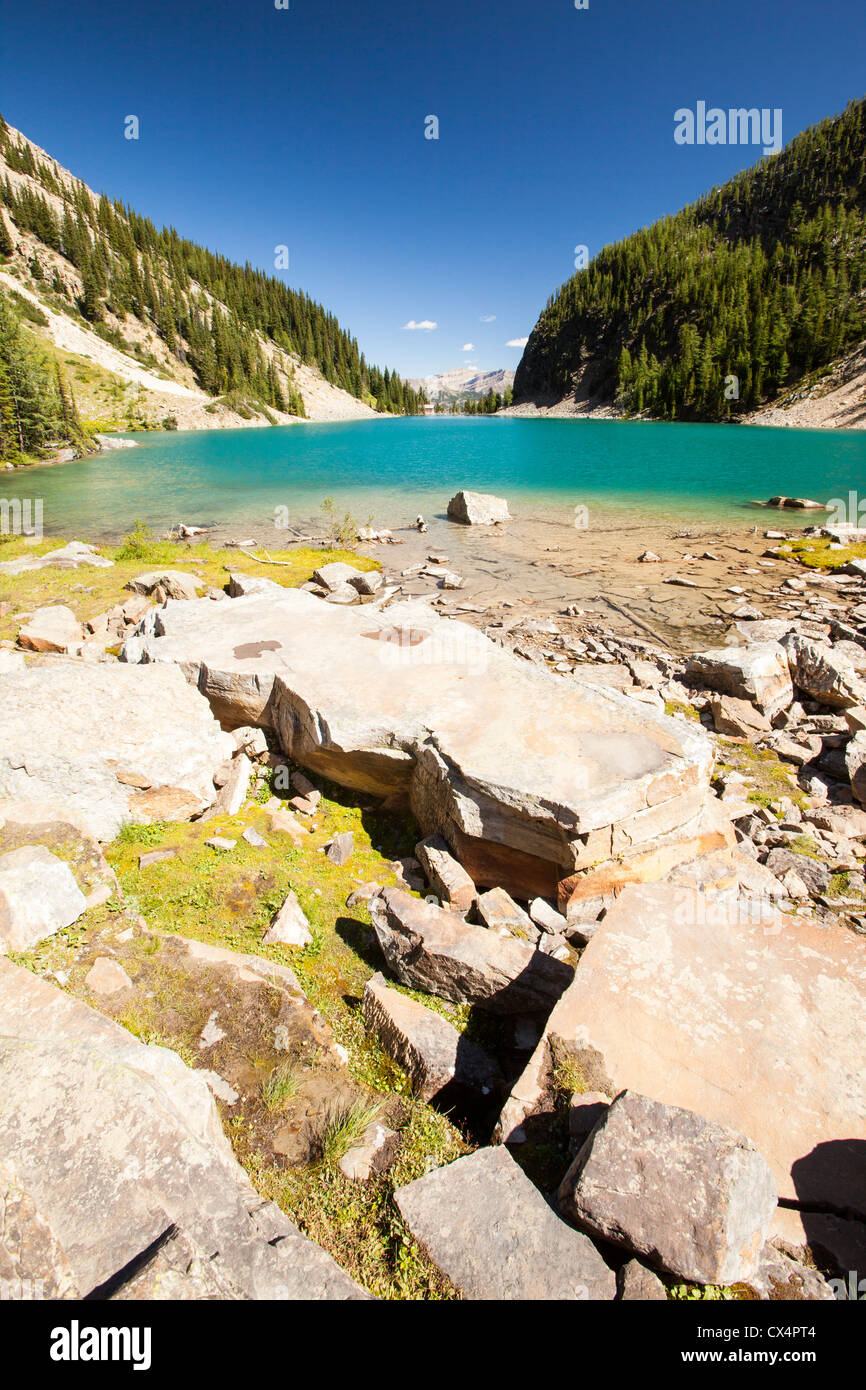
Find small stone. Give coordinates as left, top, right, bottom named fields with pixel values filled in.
left=205, top=837, right=236, bottom=851
left=619, top=1259, right=668, bottom=1301
left=326, top=832, right=354, bottom=867
left=262, top=890, right=312, bottom=947
left=138, top=848, right=178, bottom=869
left=529, top=897, right=568, bottom=935
left=338, top=1121, right=399, bottom=1182
left=84, top=957, right=133, bottom=996
left=415, top=835, right=476, bottom=913
left=198, top=1010, right=226, bottom=1048
left=242, top=826, right=267, bottom=849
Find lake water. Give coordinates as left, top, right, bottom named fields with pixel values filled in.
left=4, top=416, right=866, bottom=542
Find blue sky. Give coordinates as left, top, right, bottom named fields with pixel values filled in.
left=3, top=0, right=864, bottom=379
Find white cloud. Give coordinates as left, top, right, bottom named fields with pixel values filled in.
left=480, top=314, right=496, bottom=322
left=402, top=319, right=437, bottom=331
left=461, top=342, right=475, bottom=352
left=506, top=337, right=528, bottom=348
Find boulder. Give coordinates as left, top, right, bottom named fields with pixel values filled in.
left=227, top=573, right=286, bottom=598
left=348, top=570, right=383, bottom=596
left=710, top=694, right=772, bottom=738
left=781, top=633, right=866, bottom=710
left=361, top=971, right=502, bottom=1102
left=311, top=561, right=366, bottom=592
left=121, top=590, right=716, bottom=901
left=0, top=960, right=367, bottom=1299
left=394, top=1146, right=615, bottom=1300
left=446, top=491, right=511, bottom=525
left=262, top=890, right=312, bottom=947
left=415, top=835, right=476, bottom=912
left=763, top=848, right=830, bottom=896
left=474, top=886, right=538, bottom=943
left=529, top=896, right=568, bottom=935
left=685, top=643, right=793, bottom=718
left=126, top=570, right=205, bottom=601
left=18, top=605, right=85, bottom=655
left=558, top=1090, right=777, bottom=1284
left=498, top=870, right=866, bottom=1212
left=0, top=541, right=112, bottom=577
left=845, top=731, right=866, bottom=804
left=0, top=846, right=87, bottom=953
left=324, top=583, right=359, bottom=605
left=370, top=887, right=572, bottom=1014
left=0, top=663, right=234, bottom=842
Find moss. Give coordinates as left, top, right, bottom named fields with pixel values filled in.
left=228, top=1103, right=466, bottom=1299
left=0, top=533, right=379, bottom=643
left=786, top=536, right=866, bottom=572
left=787, top=833, right=823, bottom=860
left=664, top=700, right=700, bottom=721
left=718, top=739, right=807, bottom=811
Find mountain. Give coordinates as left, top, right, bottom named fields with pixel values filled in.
left=0, top=115, right=424, bottom=462
left=409, top=366, right=514, bottom=403
left=512, top=98, right=866, bottom=422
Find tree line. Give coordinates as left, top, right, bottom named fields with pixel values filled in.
left=513, top=99, right=866, bottom=420
left=0, top=113, right=426, bottom=419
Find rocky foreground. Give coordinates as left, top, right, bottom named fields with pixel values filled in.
left=0, top=511, right=865, bottom=1301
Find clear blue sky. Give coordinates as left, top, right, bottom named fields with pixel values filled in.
left=3, top=0, right=864, bottom=378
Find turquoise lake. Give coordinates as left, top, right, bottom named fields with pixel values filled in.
left=4, top=416, right=866, bottom=540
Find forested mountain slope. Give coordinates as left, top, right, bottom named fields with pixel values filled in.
left=513, top=98, right=866, bottom=421
left=0, top=116, right=423, bottom=463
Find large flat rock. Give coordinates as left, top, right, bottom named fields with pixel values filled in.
left=124, top=590, right=715, bottom=898
left=394, top=1145, right=615, bottom=1300
left=499, top=872, right=866, bottom=1213
left=0, top=960, right=366, bottom=1299
left=0, top=662, right=234, bottom=841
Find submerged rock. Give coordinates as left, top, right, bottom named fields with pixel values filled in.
left=446, top=491, right=512, bottom=525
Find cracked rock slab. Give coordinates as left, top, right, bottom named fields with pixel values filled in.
left=123, top=590, right=714, bottom=899
left=0, top=662, right=234, bottom=842
left=498, top=868, right=866, bottom=1212
left=0, top=959, right=366, bottom=1300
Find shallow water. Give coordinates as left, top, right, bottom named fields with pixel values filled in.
left=4, top=415, right=866, bottom=542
